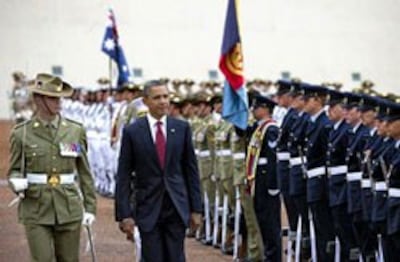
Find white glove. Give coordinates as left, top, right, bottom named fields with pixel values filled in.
left=268, top=189, right=280, bottom=196
left=82, top=212, right=96, bottom=226
left=9, top=178, right=28, bottom=192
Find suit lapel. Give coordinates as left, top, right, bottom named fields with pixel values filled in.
left=165, top=117, right=175, bottom=169
left=139, top=118, right=162, bottom=170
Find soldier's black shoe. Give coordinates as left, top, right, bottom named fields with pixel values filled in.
left=201, top=239, right=213, bottom=246
left=186, top=230, right=196, bottom=238
left=222, top=245, right=234, bottom=255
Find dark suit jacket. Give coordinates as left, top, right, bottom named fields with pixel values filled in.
left=115, top=116, right=202, bottom=232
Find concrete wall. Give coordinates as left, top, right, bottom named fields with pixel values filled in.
left=1, top=0, right=399, bottom=119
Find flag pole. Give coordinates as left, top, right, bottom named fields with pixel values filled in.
left=109, top=57, right=113, bottom=90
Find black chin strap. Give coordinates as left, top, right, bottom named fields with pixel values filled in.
left=38, top=96, right=53, bottom=116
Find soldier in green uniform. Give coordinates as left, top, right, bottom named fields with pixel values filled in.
left=7, top=73, right=97, bottom=262
left=213, top=95, right=236, bottom=253
left=193, top=92, right=215, bottom=244
left=230, top=119, right=265, bottom=261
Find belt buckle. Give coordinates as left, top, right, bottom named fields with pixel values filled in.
left=48, top=174, right=60, bottom=187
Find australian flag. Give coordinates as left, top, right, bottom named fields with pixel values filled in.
left=219, top=0, right=248, bottom=130
left=101, top=9, right=132, bottom=86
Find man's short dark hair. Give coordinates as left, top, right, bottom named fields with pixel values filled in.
left=143, top=80, right=165, bottom=97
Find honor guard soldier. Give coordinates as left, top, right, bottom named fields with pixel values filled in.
left=169, top=94, right=185, bottom=120
left=193, top=92, right=215, bottom=244
left=303, top=84, right=335, bottom=261
left=326, top=90, right=358, bottom=260
left=7, top=73, right=97, bottom=262
left=213, top=95, right=235, bottom=253
left=385, top=103, right=400, bottom=260
left=208, top=94, right=225, bottom=248
left=275, top=80, right=299, bottom=247
left=232, top=89, right=266, bottom=261
left=246, top=95, right=281, bottom=262
left=344, top=92, right=371, bottom=260
left=123, top=83, right=146, bottom=125
left=359, top=95, right=380, bottom=258
left=230, top=118, right=265, bottom=261
left=287, top=82, right=312, bottom=260
left=369, top=98, right=395, bottom=261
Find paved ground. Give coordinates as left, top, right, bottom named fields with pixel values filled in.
left=0, top=184, right=232, bottom=262
left=0, top=121, right=289, bottom=261
left=0, top=121, right=232, bottom=261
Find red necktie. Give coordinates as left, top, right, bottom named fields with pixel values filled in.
left=155, top=121, right=166, bottom=169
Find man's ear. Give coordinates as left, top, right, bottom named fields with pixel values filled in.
left=142, top=96, right=149, bottom=106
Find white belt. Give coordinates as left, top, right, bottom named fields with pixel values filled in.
left=216, top=149, right=232, bottom=157
left=388, top=188, right=400, bottom=198
left=277, top=152, right=290, bottom=161
left=307, top=167, right=326, bottom=179
left=198, top=150, right=210, bottom=157
left=328, top=165, right=348, bottom=176
left=347, top=172, right=362, bottom=182
left=289, top=157, right=306, bottom=166
left=374, top=182, right=387, bottom=191
left=27, top=173, right=75, bottom=184
left=361, top=179, right=371, bottom=188
left=86, top=130, right=99, bottom=137
left=195, top=149, right=200, bottom=156
left=258, top=157, right=268, bottom=165
left=233, top=152, right=245, bottom=160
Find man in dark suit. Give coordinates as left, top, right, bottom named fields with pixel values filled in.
left=115, top=80, right=202, bottom=262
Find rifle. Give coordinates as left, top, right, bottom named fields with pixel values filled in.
left=233, top=186, right=241, bottom=260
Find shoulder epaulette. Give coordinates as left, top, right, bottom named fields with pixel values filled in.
left=63, top=117, right=83, bottom=127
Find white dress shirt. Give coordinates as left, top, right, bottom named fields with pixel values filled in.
left=147, top=114, right=167, bottom=143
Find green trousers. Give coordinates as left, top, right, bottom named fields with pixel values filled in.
left=24, top=221, right=81, bottom=262
left=239, top=185, right=264, bottom=261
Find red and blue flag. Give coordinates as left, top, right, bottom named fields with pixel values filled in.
left=219, top=0, right=248, bottom=130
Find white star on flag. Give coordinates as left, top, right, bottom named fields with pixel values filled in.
left=122, top=65, right=128, bottom=72
left=104, top=38, right=115, bottom=51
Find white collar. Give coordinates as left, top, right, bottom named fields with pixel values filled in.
left=310, top=108, right=324, bottom=122
left=396, top=140, right=400, bottom=149
left=352, top=121, right=362, bottom=133
left=147, top=114, right=167, bottom=128
left=333, top=119, right=343, bottom=130
left=370, top=127, right=377, bottom=136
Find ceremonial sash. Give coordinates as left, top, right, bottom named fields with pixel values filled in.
left=246, top=119, right=276, bottom=182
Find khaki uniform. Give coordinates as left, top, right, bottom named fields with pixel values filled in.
left=8, top=115, right=96, bottom=262
left=230, top=125, right=264, bottom=261
left=194, top=115, right=216, bottom=202
left=215, top=120, right=235, bottom=209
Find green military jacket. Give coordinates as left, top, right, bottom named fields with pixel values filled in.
left=230, top=125, right=247, bottom=186
left=194, top=114, right=213, bottom=179
left=8, top=115, right=96, bottom=225
left=214, top=120, right=233, bottom=180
